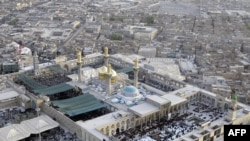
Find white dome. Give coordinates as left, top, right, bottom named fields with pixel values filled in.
left=111, top=98, right=119, bottom=103
left=98, top=66, right=107, bottom=73
left=126, top=101, right=133, bottom=106
left=122, top=85, right=139, bottom=97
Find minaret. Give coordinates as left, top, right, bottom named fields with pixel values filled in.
left=133, top=58, right=139, bottom=87
left=104, top=47, right=109, bottom=66
left=106, top=64, right=112, bottom=95
left=225, top=91, right=238, bottom=122
left=77, top=51, right=83, bottom=82
left=33, top=51, right=39, bottom=76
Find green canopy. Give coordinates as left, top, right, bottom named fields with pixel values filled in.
left=52, top=94, right=106, bottom=117
left=16, top=74, right=47, bottom=90
left=116, top=66, right=134, bottom=73
left=34, top=83, right=73, bottom=95
left=52, top=94, right=96, bottom=108
left=49, top=65, right=66, bottom=74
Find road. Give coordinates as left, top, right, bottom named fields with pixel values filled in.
left=64, top=25, right=84, bottom=46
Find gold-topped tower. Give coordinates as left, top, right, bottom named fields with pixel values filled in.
left=77, top=51, right=82, bottom=63
left=77, top=51, right=83, bottom=82
left=106, top=64, right=112, bottom=95
left=104, top=47, right=109, bottom=66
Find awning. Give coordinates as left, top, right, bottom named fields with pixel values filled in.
left=52, top=93, right=106, bottom=117
left=48, top=65, right=66, bottom=74
left=16, top=74, right=47, bottom=90
left=33, top=83, right=74, bottom=96
left=116, top=66, right=134, bottom=73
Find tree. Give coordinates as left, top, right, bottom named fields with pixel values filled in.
left=109, top=16, right=123, bottom=22
left=110, top=16, right=115, bottom=21
left=110, top=33, right=122, bottom=40
left=146, top=16, right=154, bottom=25
left=246, top=23, right=250, bottom=30
left=8, top=18, right=19, bottom=25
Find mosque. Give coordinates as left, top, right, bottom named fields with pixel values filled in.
left=1, top=47, right=250, bottom=141
left=51, top=47, right=250, bottom=141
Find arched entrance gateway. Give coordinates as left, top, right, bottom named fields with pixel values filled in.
left=64, top=64, right=69, bottom=72
left=126, top=119, right=130, bottom=129
left=116, top=122, right=120, bottom=134
left=106, top=127, right=109, bottom=136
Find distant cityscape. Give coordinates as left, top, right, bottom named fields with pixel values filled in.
left=0, top=0, right=250, bottom=141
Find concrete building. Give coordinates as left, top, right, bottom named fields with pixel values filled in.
left=128, top=26, right=158, bottom=41
left=138, top=47, right=157, bottom=58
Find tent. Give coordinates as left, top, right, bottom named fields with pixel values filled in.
left=21, top=115, right=59, bottom=134
left=0, top=115, right=59, bottom=141
left=0, top=124, right=30, bottom=141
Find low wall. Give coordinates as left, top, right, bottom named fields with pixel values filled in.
left=0, top=99, right=18, bottom=109
left=41, top=103, right=83, bottom=140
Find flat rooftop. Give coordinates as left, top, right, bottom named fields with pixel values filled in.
left=161, top=94, right=187, bottom=106
left=129, top=102, right=159, bottom=117
left=147, top=95, right=170, bottom=105
left=169, top=85, right=200, bottom=98
left=0, top=89, right=19, bottom=101
left=76, top=111, right=129, bottom=141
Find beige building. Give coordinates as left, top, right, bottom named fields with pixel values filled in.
left=128, top=26, right=158, bottom=41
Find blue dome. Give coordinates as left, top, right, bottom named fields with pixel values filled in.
left=122, top=86, right=139, bottom=97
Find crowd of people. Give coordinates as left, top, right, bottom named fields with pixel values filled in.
left=0, top=107, right=37, bottom=128
left=114, top=113, right=198, bottom=141
left=71, top=108, right=110, bottom=122
left=19, top=127, right=80, bottom=141
left=189, top=102, right=225, bottom=122
left=34, top=73, right=71, bottom=87
left=113, top=102, right=226, bottom=141
left=49, top=88, right=82, bottom=101
left=146, top=79, right=175, bottom=92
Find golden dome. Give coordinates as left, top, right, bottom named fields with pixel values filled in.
left=110, top=69, right=117, bottom=77
left=98, top=66, right=107, bottom=74
left=97, top=65, right=117, bottom=83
